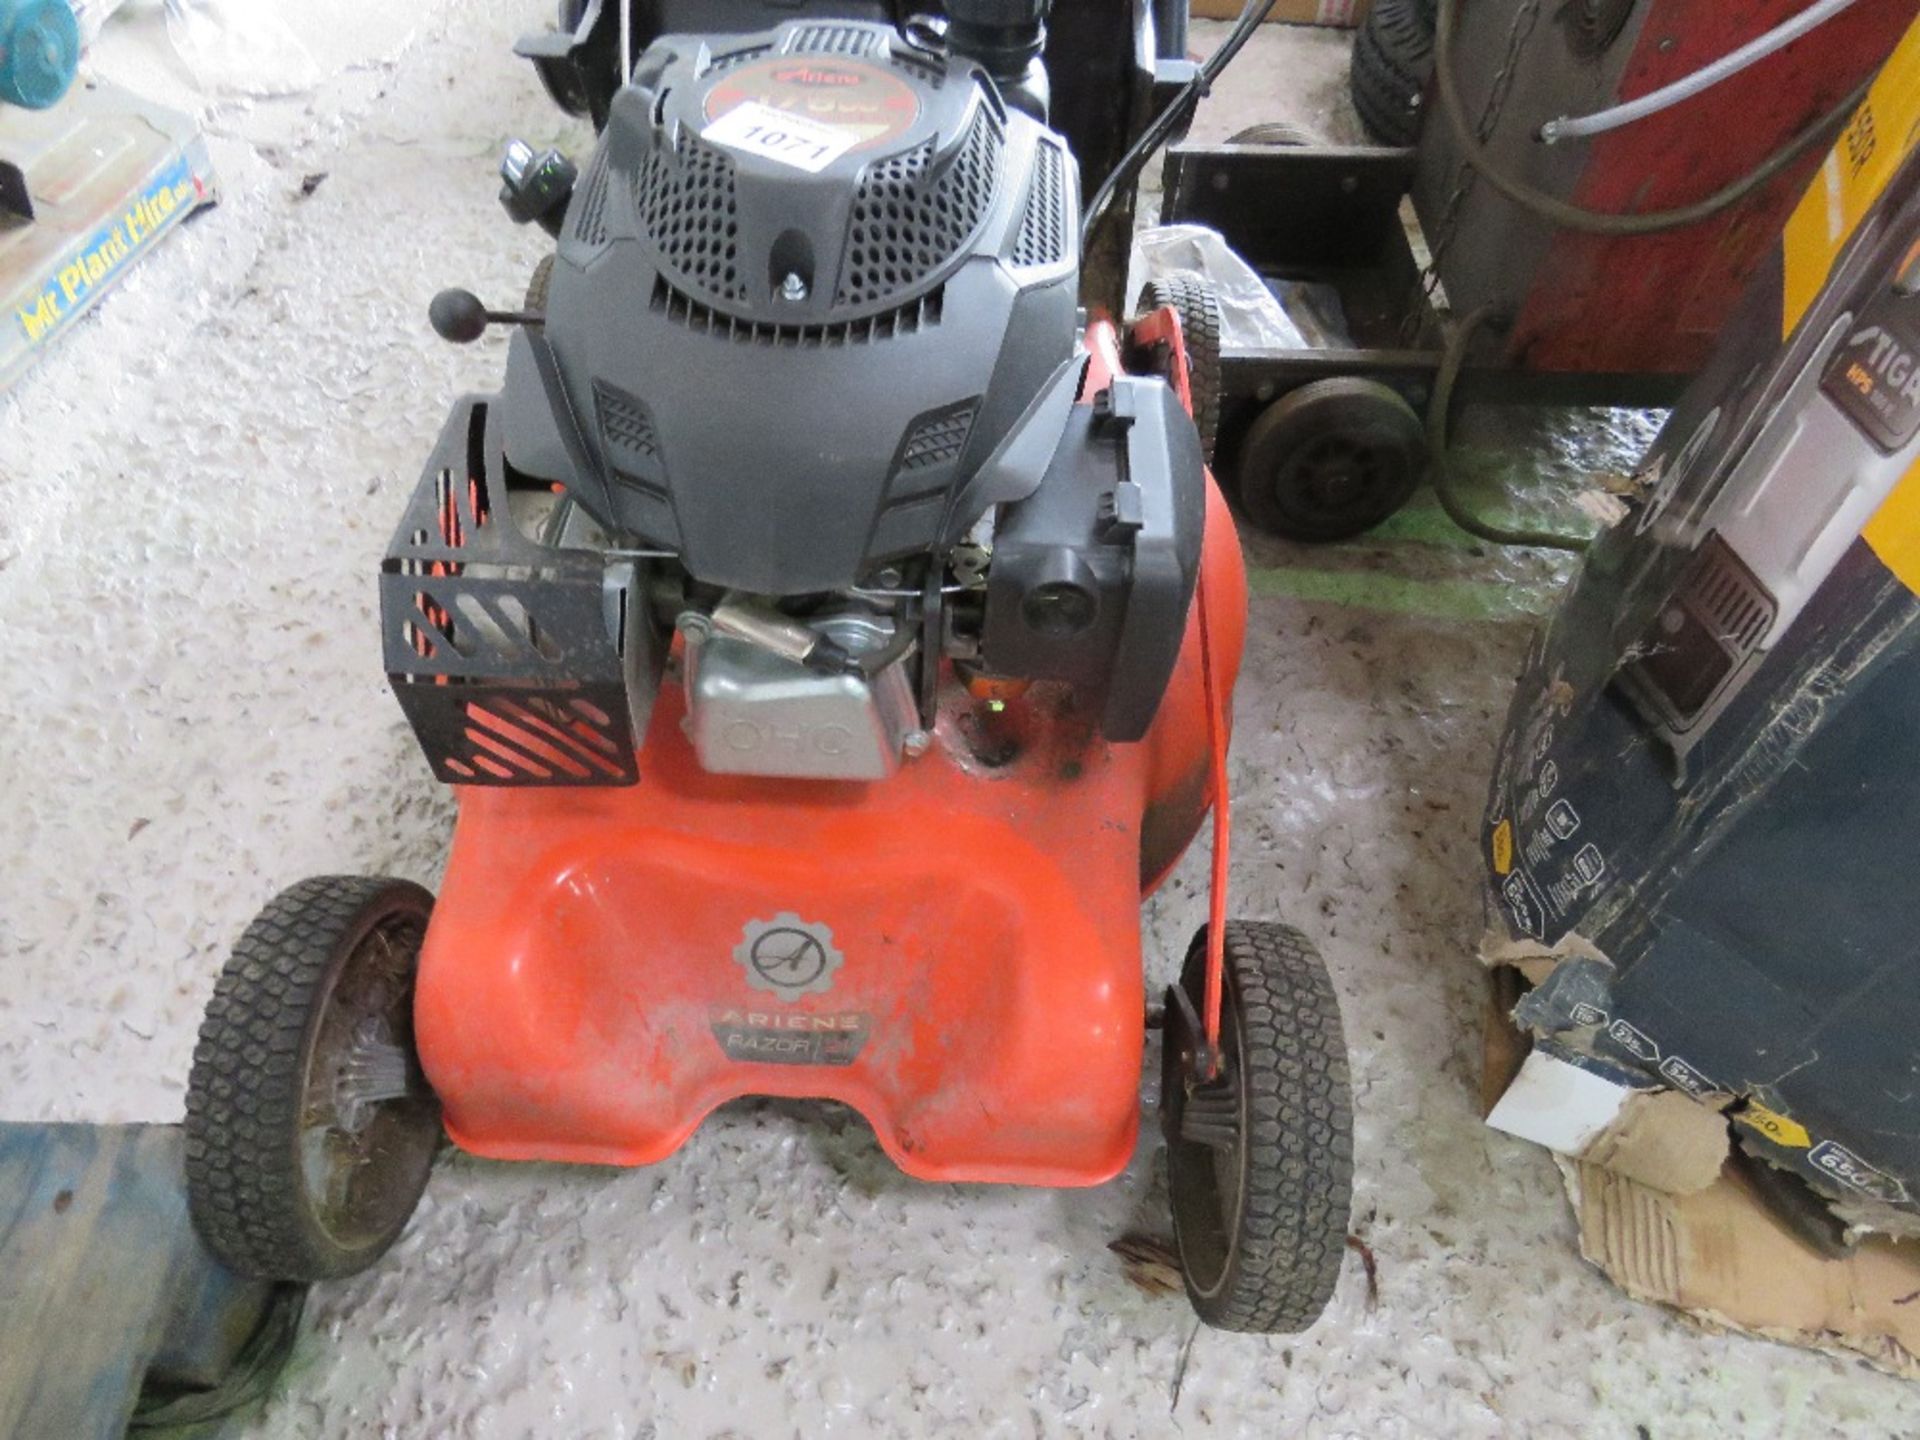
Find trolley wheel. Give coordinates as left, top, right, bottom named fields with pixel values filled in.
left=185, top=876, right=440, bottom=1282
left=1162, top=921, right=1354, bottom=1333
left=1351, top=0, right=1434, bottom=147
left=531, top=1, right=595, bottom=117
left=1227, top=122, right=1318, bottom=147
left=1235, top=378, right=1428, bottom=542
left=1138, top=274, right=1224, bottom=463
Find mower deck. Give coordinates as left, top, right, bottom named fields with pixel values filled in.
left=422, top=674, right=1149, bottom=1184
left=416, top=467, right=1244, bottom=1185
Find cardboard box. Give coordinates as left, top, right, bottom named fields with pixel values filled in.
left=1569, top=1159, right=1920, bottom=1380
left=1487, top=1045, right=1728, bottom=1197
left=1472, top=11, right=1920, bottom=1379
left=1485, top=970, right=1920, bottom=1379
left=1, top=85, right=217, bottom=391
left=1481, top=13, right=1920, bottom=1232
left=1189, top=0, right=1370, bottom=28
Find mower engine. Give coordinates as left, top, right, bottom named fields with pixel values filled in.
left=388, top=19, right=1201, bottom=785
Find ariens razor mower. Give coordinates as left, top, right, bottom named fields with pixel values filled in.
left=181, top=0, right=1355, bottom=1332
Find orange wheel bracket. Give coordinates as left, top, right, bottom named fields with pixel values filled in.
left=1129, top=302, right=1230, bottom=1080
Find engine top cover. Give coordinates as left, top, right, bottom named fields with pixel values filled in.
left=504, top=19, right=1083, bottom=595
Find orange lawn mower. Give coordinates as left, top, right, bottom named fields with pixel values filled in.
left=181, top=4, right=1354, bottom=1333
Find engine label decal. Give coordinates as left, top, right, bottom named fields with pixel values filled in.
left=701, top=100, right=861, bottom=174
left=704, top=55, right=921, bottom=153
left=733, top=912, right=844, bottom=1000
left=709, top=1008, right=871, bottom=1067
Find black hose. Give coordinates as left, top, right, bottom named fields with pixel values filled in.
left=1079, top=0, right=1281, bottom=249
left=1433, top=0, right=1871, bottom=236
left=855, top=613, right=919, bottom=677
left=1427, top=306, right=1593, bottom=553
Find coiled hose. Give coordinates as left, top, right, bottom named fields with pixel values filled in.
left=1428, top=307, right=1593, bottom=553
left=1433, top=0, right=1870, bottom=236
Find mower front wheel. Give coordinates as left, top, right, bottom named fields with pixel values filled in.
left=1162, top=921, right=1354, bottom=1332
left=185, top=876, right=441, bottom=1282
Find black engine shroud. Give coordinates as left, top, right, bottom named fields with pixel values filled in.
left=383, top=17, right=1210, bottom=783
left=502, top=20, right=1082, bottom=595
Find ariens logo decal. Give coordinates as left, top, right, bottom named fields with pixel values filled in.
left=703, top=55, right=921, bottom=149
left=733, top=912, right=844, bottom=1000
left=772, top=65, right=861, bottom=87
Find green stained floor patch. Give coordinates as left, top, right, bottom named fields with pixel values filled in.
left=1364, top=455, right=1602, bottom=553
left=1364, top=496, right=1479, bottom=548
left=1245, top=560, right=1563, bottom=624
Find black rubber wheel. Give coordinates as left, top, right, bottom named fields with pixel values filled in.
left=531, top=1, right=595, bottom=117
left=1235, top=378, right=1428, bottom=542
left=525, top=254, right=555, bottom=313
left=1227, top=122, right=1318, bottom=147
left=1138, top=275, right=1223, bottom=463
left=1351, top=0, right=1434, bottom=146
left=185, top=876, right=441, bottom=1282
left=1162, top=921, right=1354, bottom=1333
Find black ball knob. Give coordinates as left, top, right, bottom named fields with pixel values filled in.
left=429, top=287, right=490, bottom=344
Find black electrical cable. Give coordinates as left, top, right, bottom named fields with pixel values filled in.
left=1427, top=306, right=1593, bottom=553
left=855, top=610, right=919, bottom=677
left=1079, top=0, right=1281, bottom=248
left=1434, top=0, right=1872, bottom=236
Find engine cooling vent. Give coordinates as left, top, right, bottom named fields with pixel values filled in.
left=1011, top=139, right=1069, bottom=268
left=635, top=132, right=744, bottom=304
left=897, top=403, right=978, bottom=472
left=570, top=151, right=615, bottom=247
left=594, top=380, right=659, bottom=466
left=784, top=23, right=879, bottom=56
left=836, top=102, right=1003, bottom=310
left=653, top=276, right=942, bottom=344
left=706, top=43, right=771, bottom=73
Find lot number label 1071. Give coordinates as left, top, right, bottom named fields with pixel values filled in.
left=702, top=101, right=859, bottom=174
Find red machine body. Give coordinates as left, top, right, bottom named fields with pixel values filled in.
left=413, top=322, right=1249, bottom=1186
left=1419, top=0, right=1913, bottom=377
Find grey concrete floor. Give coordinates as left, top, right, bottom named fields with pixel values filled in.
left=2, top=5, right=1917, bottom=1436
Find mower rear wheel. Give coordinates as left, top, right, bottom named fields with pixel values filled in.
left=185, top=876, right=441, bottom=1282
left=1162, top=921, right=1353, bottom=1333
left=1235, top=378, right=1428, bottom=542
left=1138, top=274, right=1224, bottom=463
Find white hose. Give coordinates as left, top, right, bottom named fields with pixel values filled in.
left=1539, top=0, right=1860, bottom=145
